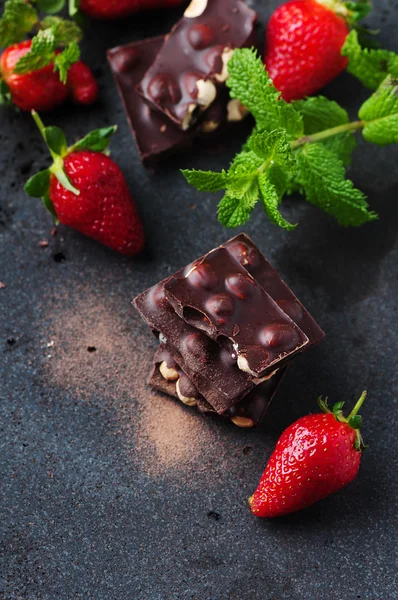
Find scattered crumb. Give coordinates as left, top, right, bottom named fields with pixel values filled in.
left=51, top=227, right=57, bottom=237
left=0, top=281, right=6, bottom=289
left=38, top=240, right=49, bottom=248
left=188, top=203, right=197, bottom=210
left=160, top=124, right=167, bottom=133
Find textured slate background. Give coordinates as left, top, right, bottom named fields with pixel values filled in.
left=1, top=1, right=397, bottom=598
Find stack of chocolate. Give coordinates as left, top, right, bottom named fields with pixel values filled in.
left=133, top=234, right=324, bottom=427
left=107, top=0, right=257, bottom=166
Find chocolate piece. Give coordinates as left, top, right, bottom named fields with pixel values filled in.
left=107, top=37, right=192, bottom=166
left=149, top=345, right=286, bottom=425
left=164, top=247, right=309, bottom=377
left=137, top=0, right=256, bottom=130
left=107, top=37, right=233, bottom=166
left=224, top=234, right=325, bottom=345
left=135, top=283, right=257, bottom=412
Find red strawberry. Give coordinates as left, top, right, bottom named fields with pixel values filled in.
left=79, top=0, right=185, bottom=20
left=25, top=112, right=145, bottom=257
left=263, top=0, right=367, bottom=102
left=66, top=60, right=99, bottom=105
left=0, top=40, right=98, bottom=111
left=249, top=391, right=367, bottom=517
left=0, top=41, right=68, bottom=111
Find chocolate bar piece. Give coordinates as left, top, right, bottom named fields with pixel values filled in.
left=135, top=282, right=257, bottom=412
left=149, top=345, right=286, bottom=425
left=137, top=0, right=256, bottom=130
left=164, top=247, right=309, bottom=377
left=224, top=234, right=325, bottom=345
left=107, top=37, right=236, bottom=166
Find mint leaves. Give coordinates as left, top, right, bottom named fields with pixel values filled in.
left=0, top=0, right=37, bottom=47
left=182, top=48, right=398, bottom=230
left=342, top=30, right=398, bottom=90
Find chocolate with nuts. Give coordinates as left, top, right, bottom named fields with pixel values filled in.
left=136, top=0, right=256, bottom=130
left=107, top=37, right=238, bottom=166
left=164, top=247, right=309, bottom=377
left=149, top=345, right=286, bottom=426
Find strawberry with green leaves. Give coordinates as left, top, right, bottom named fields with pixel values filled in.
left=25, top=112, right=145, bottom=256
left=0, top=1, right=97, bottom=111
left=183, top=48, right=398, bottom=231
left=249, top=391, right=367, bottom=518
left=263, top=0, right=371, bottom=102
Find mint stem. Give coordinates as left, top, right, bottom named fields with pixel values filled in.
left=347, top=390, right=367, bottom=421
left=290, top=120, right=364, bottom=150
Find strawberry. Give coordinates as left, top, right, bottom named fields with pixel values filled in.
left=249, top=391, right=367, bottom=517
left=0, top=41, right=68, bottom=111
left=66, top=60, right=99, bottom=105
left=25, top=112, right=145, bottom=257
left=78, top=0, right=185, bottom=20
left=0, top=39, right=98, bottom=111
left=263, top=0, right=370, bottom=102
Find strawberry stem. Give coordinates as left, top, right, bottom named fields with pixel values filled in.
left=32, top=110, right=57, bottom=162
left=347, top=390, right=367, bottom=421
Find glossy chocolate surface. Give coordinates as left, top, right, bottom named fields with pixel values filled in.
left=224, top=234, right=325, bottom=345
left=107, top=37, right=233, bottom=165
left=137, top=0, right=256, bottom=129
left=134, top=282, right=256, bottom=412
left=164, top=247, right=309, bottom=377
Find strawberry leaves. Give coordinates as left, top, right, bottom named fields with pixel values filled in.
left=25, top=112, right=118, bottom=219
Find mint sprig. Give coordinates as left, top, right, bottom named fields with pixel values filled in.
left=12, top=18, right=81, bottom=83
left=182, top=48, right=398, bottom=230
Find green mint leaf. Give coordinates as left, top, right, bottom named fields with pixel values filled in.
left=342, top=30, right=398, bottom=90
left=25, top=169, right=51, bottom=197
left=71, top=125, right=118, bottom=153
left=359, top=75, right=398, bottom=145
left=248, top=129, right=297, bottom=175
left=54, top=41, right=80, bottom=83
left=258, top=171, right=296, bottom=231
left=41, top=15, right=83, bottom=44
left=36, top=0, right=66, bottom=14
left=226, top=48, right=303, bottom=138
left=181, top=169, right=228, bottom=192
left=295, top=143, right=377, bottom=226
left=0, top=0, right=38, bottom=46
left=44, top=126, right=67, bottom=156
left=217, top=194, right=253, bottom=228
left=14, top=28, right=56, bottom=74
left=293, top=96, right=357, bottom=165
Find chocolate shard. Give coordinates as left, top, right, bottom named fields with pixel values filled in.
left=107, top=36, right=234, bottom=166
left=224, top=233, right=325, bottom=345
left=164, top=247, right=309, bottom=377
left=136, top=0, right=256, bottom=130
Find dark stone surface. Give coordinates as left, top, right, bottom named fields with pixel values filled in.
left=0, top=1, right=397, bottom=598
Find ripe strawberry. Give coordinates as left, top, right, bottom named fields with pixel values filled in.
left=1, top=41, right=68, bottom=112
left=78, top=0, right=185, bottom=20
left=263, top=0, right=369, bottom=102
left=25, top=112, right=145, bottom=256
left=249, top=391, right=367, bottom=517
left=66, top=60, right=99, bottom=105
